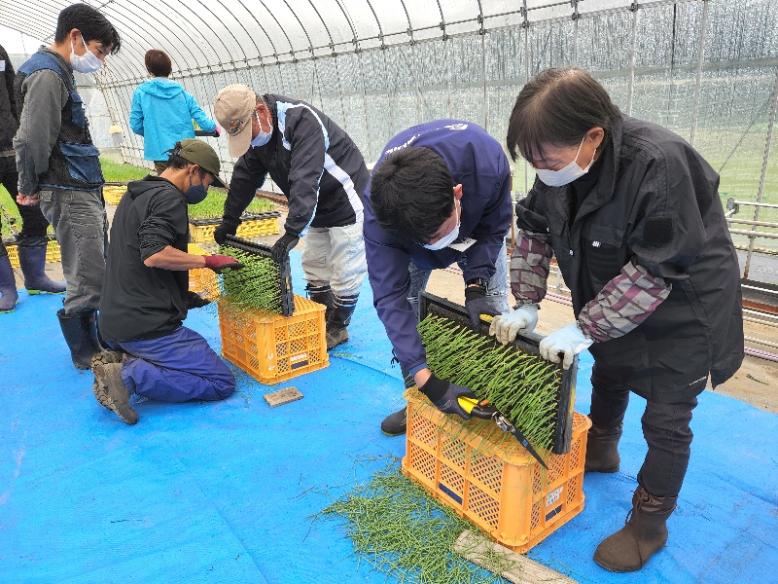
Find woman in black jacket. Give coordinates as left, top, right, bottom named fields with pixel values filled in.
left=490, top=68, right=744, bottom=572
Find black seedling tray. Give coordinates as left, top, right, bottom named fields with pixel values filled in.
left=418, top=292, right=576, bottom=454
left=223, top=234, right=294, bottom=316
left=189, top=211, right=280, bottom=226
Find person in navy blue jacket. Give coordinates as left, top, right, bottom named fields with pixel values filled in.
left=365, top=120, right=513, bottom=435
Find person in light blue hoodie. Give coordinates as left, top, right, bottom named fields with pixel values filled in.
left=129, top=49, right=217, bottom=173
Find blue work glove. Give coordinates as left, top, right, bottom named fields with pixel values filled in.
left=538, top=322, right=593, bottom=370
left=464, top=283, right=501, bottom=328
left=419, top=374, right=475, bottom=420
left=488, top=304, right=539, bottom=345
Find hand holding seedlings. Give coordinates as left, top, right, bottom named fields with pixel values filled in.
left=204, top=254, right=243, bottom=272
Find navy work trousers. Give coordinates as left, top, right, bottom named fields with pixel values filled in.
left=117, top=326, right=235, bottom=403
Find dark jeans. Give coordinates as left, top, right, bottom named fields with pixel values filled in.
left=0, top=165, right=50, bottom=243
left=38, top=187, right=107, bottom=314
left=589, top=362, right=698, bottom=498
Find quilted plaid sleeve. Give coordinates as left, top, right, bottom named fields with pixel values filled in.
left=578, top=261, right=671, bottom=342
left=510, top=229, right=552, bottom=305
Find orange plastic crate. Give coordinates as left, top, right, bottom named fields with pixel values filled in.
left=187, top=243, right=219, bottom=300
left=5, top=240, right=61, bottom=268
left=218, top=295, right=328, bottom=384
left=189, top=216, right=279, bottom=243
left=103, top=185, right=126, bottom=206
left=402, top=387, right=590, bottom=553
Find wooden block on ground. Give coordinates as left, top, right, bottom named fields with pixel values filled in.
left=453, top=530, right=577, bottom=584
left=263, top=387, right=303, bottom=407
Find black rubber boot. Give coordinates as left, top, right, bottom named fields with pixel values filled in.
left=0, top=253, right=18, bottom=313
left=82, top=310, right=108, bottom=353
left=381, top=407, right=407, bottom=436
left=306, top=283, right=334, bottom=322
left=585, top=423, right=622, bottom=473
left=326, top=294, right=358, bottom=350
left=57, top=309, right=100, bottom=369
left=18, top=241, right=66, bottom=294
left=92, top=354, right=138, bottom=425
left=594, top=486, right=677, bottom=572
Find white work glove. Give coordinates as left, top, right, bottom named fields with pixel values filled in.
left=488, top=304, right=539, bottom=345
left=539, top=322, right=593, bottom=370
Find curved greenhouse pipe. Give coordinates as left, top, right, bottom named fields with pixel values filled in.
left=256, top=0, right=297, bottom=60
left=1, top=2, right=149, bottom=81
left=279, top=0, right=316, bottom=57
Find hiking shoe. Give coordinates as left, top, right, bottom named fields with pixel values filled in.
left=92, top=359, right=138, bottom=425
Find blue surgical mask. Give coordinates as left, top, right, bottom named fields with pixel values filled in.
left=251, top=112, right=272, bottom=148
left=424, top=198, right=461, bottom=251
left=71, top=35, right=103, bottom=74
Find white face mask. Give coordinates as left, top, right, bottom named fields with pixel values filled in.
left=535, top=136, right=597, bottom=188
left=71, top=35, right=103, bottom=74
left=424, top=198, right=460, bottom=251
left=251, top=111, right=272, bottom=148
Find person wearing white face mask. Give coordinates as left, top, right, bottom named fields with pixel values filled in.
left=365, top=121, right=513, bottom=435
left=213, top=84, right=370, bottom=350
left=13, top=3, right=121, bottom=370
left=495, top=68, right=743, bottom=573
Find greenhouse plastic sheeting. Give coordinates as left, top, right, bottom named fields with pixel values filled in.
left=1, top=254, right=777, bottom=583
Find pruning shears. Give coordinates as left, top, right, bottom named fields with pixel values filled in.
left=457, top=396, right=548, bottom=469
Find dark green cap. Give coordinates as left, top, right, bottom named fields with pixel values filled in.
left=175, top=139, right=226, bottom=188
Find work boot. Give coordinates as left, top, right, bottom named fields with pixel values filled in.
left=57, top=309, right=100, bottom=369
left=90, top=350, right=127, bottom=410
left=381, top=407, right=407, bottom=436
left=92, top=356, right=138, bottom=425
left=18, top=241, right=66, bottom=294
left=585, top=423, right=622, bottom=473
left=327, top=294, right=357, bottom=350
left=0, top=253, right=18, bottom=313
left=306, top=283, right=334, bottom=322
left=594, top=486, right=677, bottom=572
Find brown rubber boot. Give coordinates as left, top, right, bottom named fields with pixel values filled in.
left=585, top=423, right=622, bottom=473
left=594, top=486, right=677, bottom=572
left=92, top=354, right=138, bottom=425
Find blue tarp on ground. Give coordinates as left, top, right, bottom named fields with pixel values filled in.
left=1, top=253, right=777, bottom=583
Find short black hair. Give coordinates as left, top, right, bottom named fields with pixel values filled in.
left=145, top=49, right=171, bottom=77
left=55, top=3, right=121, bottom=55
left=506, top=68, right=620, bottom=162
left=370, top=147, right=454, bottom=243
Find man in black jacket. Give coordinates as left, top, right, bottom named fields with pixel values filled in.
left=213, top=84, right=369, bottom=349
left=0, top=43, right=64, bottom=313
left=94, top=140, right=241, bottom=425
